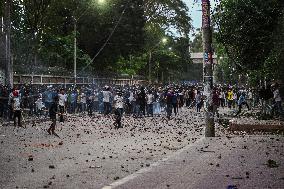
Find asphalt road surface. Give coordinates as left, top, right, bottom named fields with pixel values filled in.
left=0, top=108, right=227, bottom=189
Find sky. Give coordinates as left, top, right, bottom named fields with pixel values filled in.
left=184, top=0, right=202, bottom=31
left=182, top=0, right=217, bottom=37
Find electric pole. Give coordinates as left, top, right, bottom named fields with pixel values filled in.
left=202, top=0, right=215, bottom=137
left=74, top=18, right=77, bottom=85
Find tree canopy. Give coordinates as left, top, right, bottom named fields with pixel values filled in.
left=1, top=0, right=192, bottom=81
left=214, top=0, right=284, bottom=85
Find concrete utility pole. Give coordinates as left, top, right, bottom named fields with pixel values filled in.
left=74, top=18, right=77, bottom=85
left=4, top=0, right=13, bottom=87
left=202, top=0, right=215, bottom=137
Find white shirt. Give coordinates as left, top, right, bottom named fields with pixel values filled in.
left=114, top=95, right=124, bottom=109
left=36, top=98, right=45, bottom=110
left=248, top=91, right=253, bottom=100
left=147, top=94, right=154, bottom=104
left=102, top=90, right=111, bottom=102
left=93, top=92, right=98, bottom=101
left=13, top=97, right=21, bottom=111
left=58, top=93, right=67, bottom=106
left=128, top=92, right=134, bottom=102
left=274, top=89, right=282, bottom=102
left=80, top=93, right=86, bottom=103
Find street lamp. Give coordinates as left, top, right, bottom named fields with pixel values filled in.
left=98, top=0, right=106, bottom=4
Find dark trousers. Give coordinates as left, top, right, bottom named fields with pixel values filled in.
left=147, top=104, right=153, bottom=116
left=172, top=103, right=178, bottom=115
left=219, top=98, right=225, bottom=107
left=14, top=110, right=22, bottom=126
left=8, top=105, right=13, bottom=120
left=139, top=103, right=146, bottom=117
left=185, top=98, right=191, bottom=107
left=59, top=105, right=64, bottom=122
left=236, top=102, right=250, bottom=115
left=0, top=102, right=8, bottom=119
left=196, top=102, right=202, bottom=112
left=114, top=108, right=123, bottom=128
left=48, top=118, right=56, bottom=134
left=228, top=100, right=233, bottom=109
left=104, top=102, right=111, bottom=115
left=87, top=102, right=93, bottom=116
left=166, top=103, right=173, bottom=118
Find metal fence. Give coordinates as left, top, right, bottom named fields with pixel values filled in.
left=13, top=74, right=147, bottom=87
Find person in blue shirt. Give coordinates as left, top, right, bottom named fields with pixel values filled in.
left=70, top=90, right=77, bottom=114
left=236, top=92, right=250, bottom=116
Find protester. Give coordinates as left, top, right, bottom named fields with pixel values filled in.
left=227, top=88, right=234, bottom=109
left=102, top=86, right=112, bottom=115
left=47, top=96, right=59, bottom=137
left=12, top=90, right=22, bottom=127
left=272, top=83, right=283, bottom=116
left=146, top=91, right=154, bottom=117
left=58, top=88, right=66, bottom=122
left=212, top=88, right=220, bottom=118
left=165, top=89, right=173, bottom=119
left=113, top=90, right=124, bottom=129
left=196, top=91, right=202, bottom=112
left=236, top=92, right=250, bottom=116
left=172, top=90, right=179, bottom=115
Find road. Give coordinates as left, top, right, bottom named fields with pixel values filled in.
left=0, top=108, right=227, bottom=189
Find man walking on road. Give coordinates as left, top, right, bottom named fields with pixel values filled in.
left=48, top=96, right=59, bottom=137
left=58, top=88, right=66, bottom=122
left=102, top=86, right=112, bottom=115
left=12, top=90, right=22, bottom=127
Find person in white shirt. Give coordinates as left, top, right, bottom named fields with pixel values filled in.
left=58, top=89, right=67, bottom=122
left=272, top=83, right=282, bottom=116
left=113, top=91, right=124, bottom=129
left=80, top=92, right=87, bottom=113
left=35, top=93, right=45, bottom=116
left=146, top=91, right=154, bottom=116
left=247, top=89, right=253, bottom=108
left=102, top=86, right=112, bottom=115
left=12, top=90, right=22, bottom=127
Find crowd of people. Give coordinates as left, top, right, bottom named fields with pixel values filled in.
left=0, top=82, right=282, bottom=135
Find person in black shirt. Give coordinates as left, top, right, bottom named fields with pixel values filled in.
left=137, top=87, right=146, bottom=117
left=47, top=96, right=59, bottom=137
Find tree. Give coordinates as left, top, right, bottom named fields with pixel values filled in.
left=7, top=0, right=193, bottom=79
left=190, top=29, right=203, bottom=52
left=214, top=0, right=284, bottom=85
left=144, top=0, right=192, bottom=38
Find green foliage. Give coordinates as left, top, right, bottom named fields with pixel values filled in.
left=116, top=55, right=147, bottom=76
left=190, top=29, right=203, bottom=53
left=214, top=0, right=284, bottom=85
left=7, top=0, right=192, bottom=79
left=144, top=0, right=192, bottom=38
